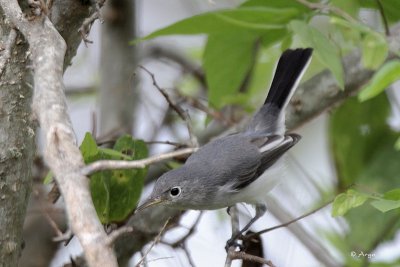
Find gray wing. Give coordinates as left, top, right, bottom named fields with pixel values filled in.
left=230, top=133, right=300, bottom=190
left=186, top=133, right=300, bottom=191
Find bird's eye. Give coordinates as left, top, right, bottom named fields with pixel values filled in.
left=169, top=187, right=181, bottom=197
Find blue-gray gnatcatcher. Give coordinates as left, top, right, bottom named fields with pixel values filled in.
left=137, top=48, right=313, bottom=245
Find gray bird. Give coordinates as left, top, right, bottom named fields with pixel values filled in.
left=137, top=48, right=313, bottom=246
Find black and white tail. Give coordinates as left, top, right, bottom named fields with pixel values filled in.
left=247, top=48, right=313, bottom=134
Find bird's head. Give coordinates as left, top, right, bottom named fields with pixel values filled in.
left=135, top=167, right=199, bottom=213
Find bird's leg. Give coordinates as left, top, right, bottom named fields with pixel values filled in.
left=225, top=204, right=266, bottom=251
left=226, top=206, right=232, bottom=215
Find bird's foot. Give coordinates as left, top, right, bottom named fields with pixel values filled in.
left=225, top=234, right=244, bottom=252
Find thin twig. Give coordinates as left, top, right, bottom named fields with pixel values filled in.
left=228, top=251, right=276, bottom=267
left=182, top=243, right=196, bottom=267
left=224, top=206, right=239, bottom=267
left=139, top=65, right=187, bottom=120
left=81, top=147, right=197, bottom=176
left=376, top=0, right=390, bottom=36
left=91, top=111, right=97, bottom=140
left=145, top=140, right=188, bottom=148
left=79, top=0, right=106, bottom=45
left=145, top=256, right=174, bottom=264
left=249, top=200, right=333, bottom=238
left=179, top=93, right=234, bottom=127
left=183, top=110, right=199, bottom=147
left=52, top=228, right=72, bottom=243
left=46, top=0, right=54, bottom=11
left=147, top=45, right=206, bottom=87
left=43, top=208, right=64, bottom=237
left=166, top=212, right=203, bottom=248
left=139, top=65, right=199, bottom=147
left=296, top=0, right=358, bottom=24
left=0, top=28, right=17, bottom=78
left=106, top=226, right=134, bottom=246
left=160, top=212, right=202, bottom=266
left=135, top=219, right=170, bottom=267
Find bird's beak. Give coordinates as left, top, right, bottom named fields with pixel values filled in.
left=135, top=197, right=163, bottom=214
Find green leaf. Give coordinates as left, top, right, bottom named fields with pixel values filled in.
left=395, top=137, right=400, bottom=151
left=358, top=60, right=400, bottom=102
left=361, top=0, right=400, bottom=24
left=330, top=0, right=360, bottom=18
left=329, top=95, right=394, bottom=188
left=289, top=20, right=344, bottom=88
left=330, top=16, right=370, bottom=33
left=332, top=189, right=368, bottom=217
left=240, top=0, right=310, bottom=13
left=43, top=171, right=53, bottom=185
left=361, top=32, right=388, bottom=70
left=80, top=132, right=99, bottom=163
left=204, top=34, right=256, bottom=108
left=98, top=147, right=132, bottom=160
left=370, top=188, right=400, bottom=213
left=137, top=7, right=299, bottom=42
left=85, top=135, right=148, bottom=224
left=370, top=199, right=400, bottom=212
left=114, top=135, right=148, bottom=160
left=329, top=94, right=400, bottom=250
left=260, top=29, right=287, bottom=48
left=383, top=188, right=400, bottom=200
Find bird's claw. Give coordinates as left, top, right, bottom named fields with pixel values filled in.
left=225, top=236, right=244, bottom=252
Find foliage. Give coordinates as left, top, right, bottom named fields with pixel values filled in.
left=330, top=94, right=400, bottom=256
left=332, top=189, right=368, bottom=217
left=80, top=133, right=148, bottom=224
left=136, top=0, right=315, bottom=108
left=359, top=60, right=400, bottom=101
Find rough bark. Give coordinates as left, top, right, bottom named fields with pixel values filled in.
left=0, top=19, right=35, bottom=267
left=99, top=0, right=137, bottom=137
left=50, top=0, right=92, bottom=68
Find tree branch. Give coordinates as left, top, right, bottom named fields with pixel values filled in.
left=224, top=206, right=239, bottom=267
left=0, top=1, right=118, bottom=266
left=248, top=200, right=332, bottom=237
left=139, top=65, right=199, bottom=147
left=135, top=219, right=169, bottom=267
left=79, top=0, right=106, bottom=45
left=228, top=251, right=276, bottom=267
left=0, top=28, right=17, bottom=78
left=145, top=45, right=206, bottom=87
left=376, top=0, right=390, bottom=36
left=81, top=147, right=197, bottom=176
left=296, top=0, right=358, bottom=24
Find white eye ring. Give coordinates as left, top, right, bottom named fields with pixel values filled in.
left=169, top=186, right=181, bottom=197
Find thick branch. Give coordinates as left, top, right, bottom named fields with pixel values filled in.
left=0, top=24, right=35, bottom=267
left=0, top=28, right=17, bottom=78
left=0, top=1, right=117, bottom=266
left=99, top=0, right=137, bottom=137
